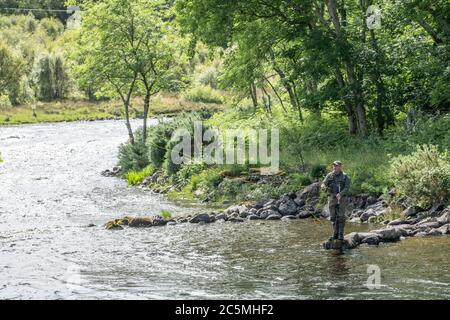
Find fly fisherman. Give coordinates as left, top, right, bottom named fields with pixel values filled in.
left=321, top=161, right=351, bottom=242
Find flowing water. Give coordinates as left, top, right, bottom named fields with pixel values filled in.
left=0, top=120, right=449, bottom=299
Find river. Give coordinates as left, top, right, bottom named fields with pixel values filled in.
left=0, top=120, right=449, bottom=299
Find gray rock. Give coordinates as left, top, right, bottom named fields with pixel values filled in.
left=297, top=210, right=312, bottom=219
left=360, top=202, right=386, bottom=221
left=278, top=196, right=298, bottom=216
left=343, top=232, right=360, bottom=249
left=436, top=224, right=450, bottom=235
left=402, top=206, right=417, bottom=217
left=224, top=205, right=247, bottom=215
left=427, top=228, right=442, bottom=236
left=414, top=232, right=428, bottom=237
left=374, top=227, right=408, bottom=241
left=189, top=213, right=212, bottom=223
left=239, top=211, right=250, bottom=218
left=416, top=221, right=441, bottom=229
left=152, top=217, right=167, bottom=226
left=215, top=213, right=227, bottom=221
left=294, top=198, right=306, bottom=207
left=259, top=209, right=278, bottom=219
left=266, top=213, right=282, bottom=220
left=361, top=235, right=380, bottom=245
left=437, top=211, right=449, bottom=225
left=388, top=219, right=409, bottom=226
left=247, top=214, right=260, bottom=220
left=262, top=204, right=279, bottom=212
left=281, top=215, right=297, bottom=221
left=295, top=182, right=321, bottom=201
left=166, top=221, right=177, bottom=226
left=366, top=196, right=378, bottom=205
left=429, top=203, right=445, bottom=216
left=228, top=217, right=245, bottom=223
left=367, top=216, right=378, bottom=224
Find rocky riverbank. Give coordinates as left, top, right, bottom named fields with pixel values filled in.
left=104, top=180, right=449, bottom=251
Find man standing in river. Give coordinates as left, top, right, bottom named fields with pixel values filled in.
left=321, top=161, right=351, bottom=241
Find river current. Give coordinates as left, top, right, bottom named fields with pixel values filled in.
left=0, top=120, right=449, bottom=299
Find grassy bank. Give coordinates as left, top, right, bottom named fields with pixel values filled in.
left=116, top=105, right=450, bottom=209
left=0, top=93, right=224, bottom=125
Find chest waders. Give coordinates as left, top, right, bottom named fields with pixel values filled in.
left=332, top=185, right=345, bottom=241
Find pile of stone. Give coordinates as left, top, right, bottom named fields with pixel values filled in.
left=335, top=207, right=449, bottom=250
left=104, top=180, right=450, bottom=252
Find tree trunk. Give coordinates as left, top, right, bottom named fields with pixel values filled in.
left=273, top=66, right=303, bottom=120
left=124, top=99, right=134, bottom=144
left=327, top=0, right=367, bottom=134
left=142, top=92, right=150, bottom=143
left=335, top=68, right=357, bottom=134
left=250, top=83, right=258, bottom=110
left=416, top=15, right=444, bottom=45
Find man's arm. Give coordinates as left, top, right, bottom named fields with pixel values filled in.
left=321, top=173, right=332, bottom=192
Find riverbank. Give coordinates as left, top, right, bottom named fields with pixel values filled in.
left=105, top=177, right=450, bottom=251
left=106, top=108, right=449, bottom=251
left=0, top=94, right=224, bottom=125
left=2, top=119, right=449, bottom=299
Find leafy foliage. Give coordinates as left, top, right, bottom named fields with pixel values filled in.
left=389, top=145, right=450, bottom=207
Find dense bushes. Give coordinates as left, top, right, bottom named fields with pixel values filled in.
left=117, top=129, right=149, bottom=172
left=117, top=105, right=449, bottom=205
left=182, top=85, right=223, bottom=104
left=389, top=145, right=450, bottom=208
left=0, top=15, right=70, bottom=105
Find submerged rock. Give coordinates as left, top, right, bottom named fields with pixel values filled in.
left=189, top=213, right=213, bottom=224
left=296, top=210, right=312, bottom=219
left=101, top=166, right=121, bottom=177
left=281, top=215, right=297, bottom=221
left=129, top=217, right=161, bottom=227
left=266, top=213, right=282, bottom=220
left=104, top=221, right=124, bottom=230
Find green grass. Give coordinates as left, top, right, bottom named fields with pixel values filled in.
left=125, top=165, right=155, bottom=186
left=0, top=93, right=225, bottom=125
left=159, top=210, right=172, bottom=219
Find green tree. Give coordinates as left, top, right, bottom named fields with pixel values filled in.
left=0, top=42, right=25, bottom=104
left=75, top=0, right=185, bottom=143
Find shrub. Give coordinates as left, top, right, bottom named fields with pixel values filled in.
left=196, top=66, right=218, bottom=88
left=160, top=210, right=172, bottom=219
left=125, top=165, right=155, bottom=186
left=389, top=144, right=450, bottom=207
left=0, top=94, right=12, bottom=108
left=183, top=85, right=223, bottom=104
left=373, top=206, right=404, bottom=224
left=189, top=168, right=223, bottom=192
left=310, top=164, right=327, bottom=181
left=118, top=130, right=149, bottom=172
left=290, top=173, right=313, bottom=189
